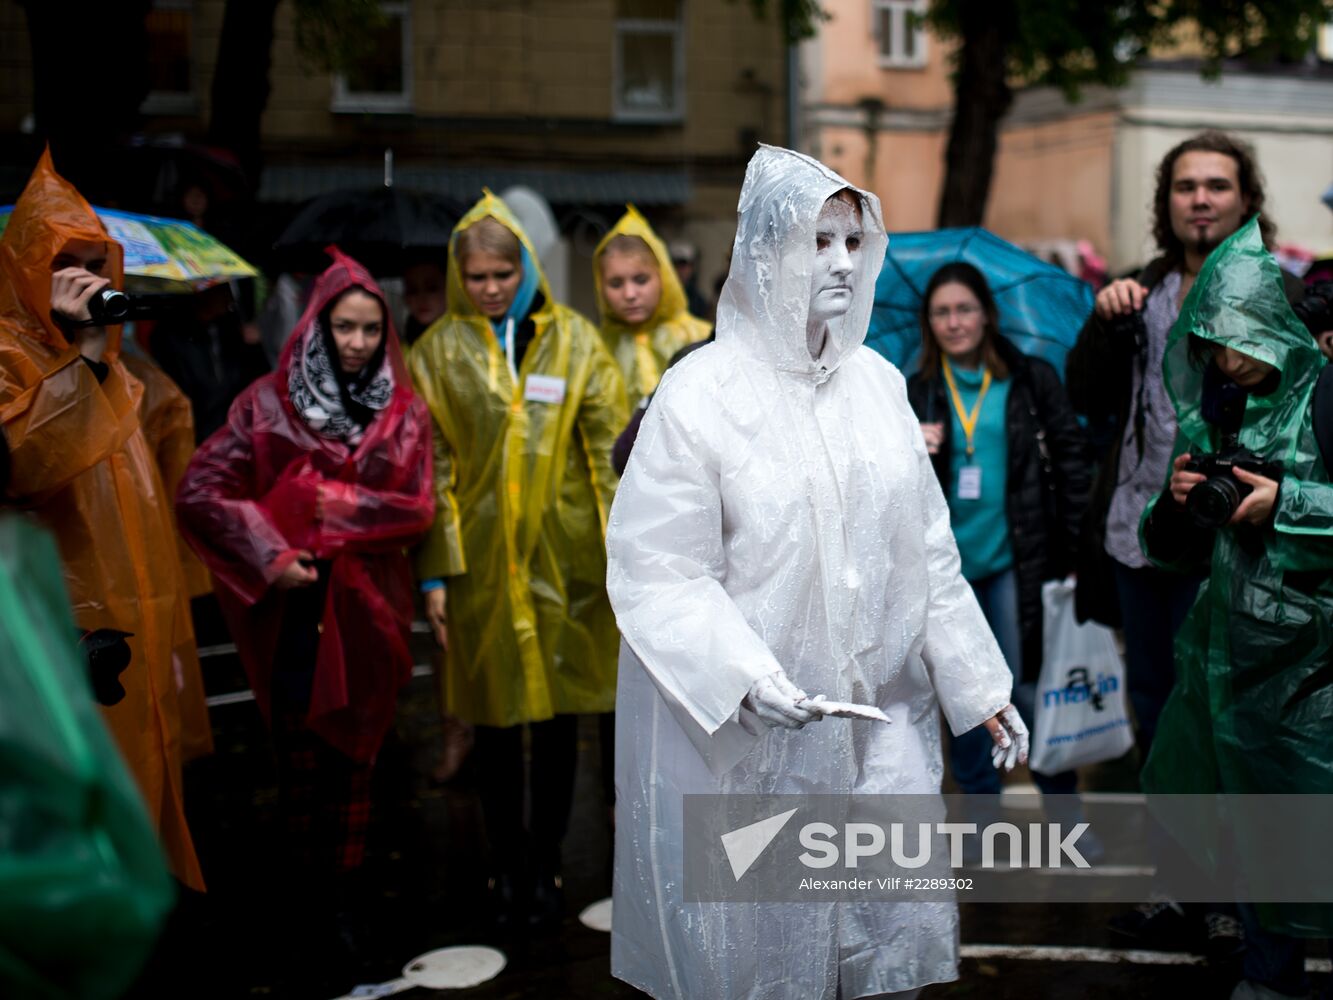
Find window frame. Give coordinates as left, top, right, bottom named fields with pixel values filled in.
left=612, top=8, right=686, bottom=124
left=871, top=0, right=927, bottom=70
left=141, top=0, right=198, bottom=116
left=331, top=0, right=414, bottom=115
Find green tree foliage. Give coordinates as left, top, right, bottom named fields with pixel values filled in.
left=743, top=1, right=1333, bottom=227
left=291, top=0, right=388, bottom=73
left=733, top=0, right=831, bottom=43
left=923, top=0, right=1333, bottom=227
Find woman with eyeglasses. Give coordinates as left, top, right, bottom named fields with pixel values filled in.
left=907, top=261, right=1093, bottom=810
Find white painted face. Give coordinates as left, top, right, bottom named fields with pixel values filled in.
left=807, top=195, right=863, bottom=327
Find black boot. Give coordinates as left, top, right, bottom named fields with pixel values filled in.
left=528, top=869, right=565, bottom=933
left=487, top=868, right=527, bottom=935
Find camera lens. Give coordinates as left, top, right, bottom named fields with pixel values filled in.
left=87, top=288, right=130, bottom=324
left=1187, top=476, right=1241, bottom=529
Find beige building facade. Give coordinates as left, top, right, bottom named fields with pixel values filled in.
left=2, top=0, right=793, bottom=315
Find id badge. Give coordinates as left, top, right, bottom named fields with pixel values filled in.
left=524, top=374, right=567, bottom=405
left=957, top=465, right=983, bottom=500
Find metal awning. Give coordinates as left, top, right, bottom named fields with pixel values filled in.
left=258, top=162, right=692, bottom=206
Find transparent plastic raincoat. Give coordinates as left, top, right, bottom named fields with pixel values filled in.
left=122, top=351, right=214, bottom=762
left=177, top=250, right=434, bottom=762
left=593, top=204, right=711, bottom=400
left=606, top=145, right=1014, bottom=999
left=0, top=150, right=202, bottom=890
left=408, top=193, right=628, bottom=727
left=1140, top=218, right=1333, bottom=935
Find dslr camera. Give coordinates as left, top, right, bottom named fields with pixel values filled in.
left=1183, top=439, right=1282, bottom=529
left=86, top=289, right=184, bottom=326
left=1293, top=281, right=1333, bottom=335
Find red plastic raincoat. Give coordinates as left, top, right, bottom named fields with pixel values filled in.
left=177, top=250, right=433, bottom=762
left=0, top=150, right=203, bottom=889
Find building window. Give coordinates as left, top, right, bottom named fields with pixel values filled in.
left=141, top=0, right=196, bottom=114
left=332, top=1, right=412, bottom=114
left=872, top=0, right=926, bottom=69
left=613, top=0, right=684, bottom=123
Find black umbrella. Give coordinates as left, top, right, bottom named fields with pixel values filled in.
left=273, top=186, right=465, bottom=274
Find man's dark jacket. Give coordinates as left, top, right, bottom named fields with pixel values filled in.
left=1065, top=255, right=1305, bottom=626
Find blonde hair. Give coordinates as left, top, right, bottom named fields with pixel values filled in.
left=455, top=218, right=522, bottom=268
left=599, top=234, right=658, bottom=273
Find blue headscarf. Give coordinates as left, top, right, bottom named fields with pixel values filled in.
left=492, top=241, right=541, bottom=337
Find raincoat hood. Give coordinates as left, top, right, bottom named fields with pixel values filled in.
left=278, top=245, right=408, bottom=395
left=715, top=144, right=887, bottom=376
left=445, top=190, right=551, bottom=327
left=1164, top=216, right=1323, bottom=447
left=593, top=204, right=691, bottom=333
left=0, top=148, right=125, bottom=356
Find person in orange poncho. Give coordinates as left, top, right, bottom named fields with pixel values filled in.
left=122, top=350, right=215, bottom=762
left=0, top=149, right=203, bottom=890
left=176, top=250, right=433, bottom=955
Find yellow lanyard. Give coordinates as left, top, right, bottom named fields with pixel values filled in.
left=941, top=357, right=992, bottom=460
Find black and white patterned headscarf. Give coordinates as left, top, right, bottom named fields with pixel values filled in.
left=287, top=315, right=395, bottom=445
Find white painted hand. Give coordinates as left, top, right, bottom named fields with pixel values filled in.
left=742, top=671, right=817, bottom=730
left=984, top=704, right=1030, bottom=771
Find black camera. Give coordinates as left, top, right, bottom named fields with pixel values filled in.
left=1293, top=281, right=1333, bottom=335
left=86, top=289, right=184, bottom=326
left=1183, top=443, right=1282, bottom=529
left=76, top=628, right=133, bottom=706
left=1106, top=308, right=1148, bottom=352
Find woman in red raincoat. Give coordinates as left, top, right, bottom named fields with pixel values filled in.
left=176, top=249, right=433, bottom=948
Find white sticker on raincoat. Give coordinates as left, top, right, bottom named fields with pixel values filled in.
left=524, top=374, right=566, bottom=405
left=958, top=465, right=982, bottom=500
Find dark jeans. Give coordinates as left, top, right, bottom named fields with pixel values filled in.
left=1110, top=560, right=1202, bottom=758
left=950, top=569, right=1076, bottom=798
left=474, top=715, right=578, bottom=873
left=1238, top=904, right=1326, bottom=997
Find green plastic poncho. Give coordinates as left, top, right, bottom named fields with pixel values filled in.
left=1140, top=217, right=1333, bottom=935
left=408, top=192, right=628, bottom=727
left=0, top=515, right=172, bottom=999
left=593, top=204, right=711, bottom=401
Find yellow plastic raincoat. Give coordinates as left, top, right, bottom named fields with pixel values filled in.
left=408, top=192, right=628, bottom=727
left=593, top=205, right=710, bottom=401
left=0, top=150, right=203, bottom=890
left=122, top=351, right=215, bottom=762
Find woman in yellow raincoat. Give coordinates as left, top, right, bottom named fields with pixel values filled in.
left=408, top=191, right=627, bottom=929
left=593, top=204, right=710, bottom=403
left=0, top=150, right=202, bottom=890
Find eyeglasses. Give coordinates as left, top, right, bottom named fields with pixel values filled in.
left=928, top=303, right=982, bottom=321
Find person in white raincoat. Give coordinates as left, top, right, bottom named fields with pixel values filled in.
left=605, top=145, right=1029, bottom=1000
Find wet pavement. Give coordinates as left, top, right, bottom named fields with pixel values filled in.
left=120, top=606, right=1328, bottom=999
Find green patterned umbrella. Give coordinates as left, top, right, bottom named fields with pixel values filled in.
left=0, top=205, right=258, bottom=292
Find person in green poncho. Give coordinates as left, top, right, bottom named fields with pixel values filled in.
left=1140, top=216, right=1333, bottom=999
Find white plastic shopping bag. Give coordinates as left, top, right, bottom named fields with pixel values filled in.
left=1029, top=577, right=1134, bottom=775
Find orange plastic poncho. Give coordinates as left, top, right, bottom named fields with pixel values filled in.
left=0, top=150, right=203, bottom=890
left=122, top=351, right=214, bottom=762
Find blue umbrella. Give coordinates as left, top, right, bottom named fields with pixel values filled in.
left=867, top=227, right=1095, bottom=377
